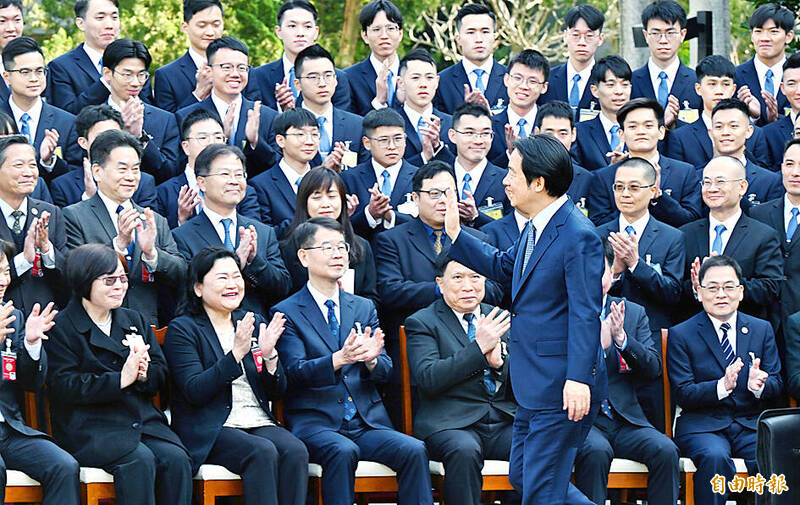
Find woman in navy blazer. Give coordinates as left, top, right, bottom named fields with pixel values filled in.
left=163, top=247, right=308, bottom=505
left=280, top=168, right=378, bottom=304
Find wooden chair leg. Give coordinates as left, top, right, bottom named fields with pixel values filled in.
left=620, top=488, right=629, bottom=502
left=357, top=493, right=369, bottom=505
left=684, top=471, right=695, bottom=505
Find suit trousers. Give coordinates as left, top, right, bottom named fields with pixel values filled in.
left=573, top=413, right=680, bottom=505
left=425, top=407, right=514, bottom=505
left=205, top=425, right=309, bottom=505
left=103, top=434, right=193, bottom=505
left=676, top=421, right=757, bottom=505
left=0, top=423, right=80, bottom=505
left=301, top=415, right=432, bottom=505
left=509, top=404, right=598, bottom=505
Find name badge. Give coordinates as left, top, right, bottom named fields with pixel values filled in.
left=2, top=339, right=15, bottom=382
left=396, top=193, right=418, bottom=217
left=578, top=101, right=600, bottom=122
left=677, top=100, right=699, bottom=124
left=478, top=197, right=504, bottom=221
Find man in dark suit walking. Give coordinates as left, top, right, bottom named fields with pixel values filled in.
left=406, top=255, right=515, bottom=505
left=444, top=134, right=606, bottom=505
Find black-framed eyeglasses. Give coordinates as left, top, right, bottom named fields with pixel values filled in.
left=612, top=183, right=655, bottom=193
left=186, top=133, right=227, bottom=144
left=418, top=188, right=452, bottom=200
left=699, top=283, right=741, bottom=294
left=303, top=242, right=350, bottom=256
left=368, top=134, right=406, bottom=148
left=7, top=66, right=47, bottom=78
left=453, top=129, right=494, bottom=140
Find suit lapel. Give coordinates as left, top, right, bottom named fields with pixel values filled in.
left=471, top=164, right=500, bottom=206
left=512, top=204, right=569, bottom=300
left=297, top=288, right=339, bottom=353
left=697, top=314, right=730, bottom=372
left=486, top=61, right=506, bottom=105
left=178, top=52, right=198, bottom=86
left=735, top=314, right=751, bottom=361
left=401, top=108, right=423, bottom=153
left=633, top=67, right=656, bottom=99
left=723, top=218, right=748, bottom=257
left=671, top=64, right=694, bottom=103
left=743, top=59, right=762, bottom=95
left=271, top=167, right=298, bottom=210
left=33, top=103, right=54, bottom=148
left=691, top=119, right=713, bottom=159
left=502, top=215, right=519, bottom=247
left=88, top=309, right=130, bottom=359
left=437, top=300, right=470, bottom=348
left=451, top=62, right=469, bottom=96
left=234, top=99, right=252, bottom=149
left=638, top=218, right=658, bottom=254
left=589, top=116, right=611, bottom=154
left=88, top=194, right=117, bottom=241
left=192, top=212, right=223, bottom=249
left=408, top=219, right=436, bottom=264
left=390, top=163, right=414, bottom=207
left=198, top=311, right=225, bottom=360
left=74, top=44, right=101, bottom=82
left=338, top=291, right=355, bottom=346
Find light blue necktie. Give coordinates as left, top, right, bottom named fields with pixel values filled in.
left=720, top=322, right=735, bottom=366
left=569, top=74, right=581, bottom=108
left=521, top=221, right=536, bottom=273
left=294, top=176, right=302, bottom=192
left=712, top=224, right=726, bottom=255
left=221, top=218, right=234, bottom=251
left=765, top=69, right=775, bottom=96
left=599, top=303, right=614, bottom=418
left=387, top=69, right=395, bottom=107
left=288, top=66, right=298, bottom=100
left=517, top=118, right=528, bottom=138
left=227, top=104, right=237, bottom=145
left=97, top=58, right=103, bottom=76
left=473, top=69, right=486, bottom=93
left=609, top=124, right=621, bottom=152
left=657, top=71, right=669, bottom=108
left=19, top=113, right=31, bottom=144
left=462, top=173, right=472, bottom=200
left=326, top=299, right=356, bottom=420
left=317, top=116, right=331, bottom=156
left=416, top=116, right=426, bottom=144
left=625, top=225, right=636, bottom=238
left=380, top=169, right=392, bottom=196
left=464, top=313, right=496, bottom=396
left=787, top=208, right=799, bottom=241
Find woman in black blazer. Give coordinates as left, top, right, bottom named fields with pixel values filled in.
left=280, top=167, right=378, bottom=303
left=163, top=246, right=308, bottom=505
left=46, top=244, right=192, bottom=505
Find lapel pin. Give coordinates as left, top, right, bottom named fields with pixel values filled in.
left=31, top=207, right=38, bottom=216
left=742, top=326, right=749, bottom=334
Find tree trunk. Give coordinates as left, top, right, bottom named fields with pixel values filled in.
left=338, top=0, right=362, bottom=67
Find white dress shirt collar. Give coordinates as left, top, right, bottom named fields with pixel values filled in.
left=454, top=158, right=488, bottom=197
left=784, top=194, right=800, bottom=236
left=211, top=90, right=242, bottom=126
left=753, top=56, right=785, bottom=93
left=708, top=209, right=742, bottom=253
left=566, top=59, right=594, bottom=100
left=188, top=46, right=206, bottom=70
left=403, top=103, right=434, bottom=133
left=461, top=58, right=494, bottom=91
left=97, top=190, right=131, bottom=232
left=282, top=53, right=295, bottom=79
left=619, top=211, right=650, bottom=238
left=8, top=96, right=43, bottom=138
left=307, top=281, right=341, bottom=324
left=701, top=112, right=712, bottom=131
left=513, top=210, right=528, bottom=234
left=709, top=311, right=738, bottom=352
left=369, top=53, right=399, bottom=79
left=83, top=44, right=104, bottom=72
left=203, top=206, right=237, bottom=244
left=530, top=194, right=569, bottom=245
left=0, top=196, right=26, bottom=224
left=647, top=57, right=680, bottom=96
left=279, top=158, right=309, bottom=194
left=184, top=165, right=199, bottom=193
left=371, top=158, right=402, bottom=192
left=598, top=112, right=618, bottom=146
left=506, top=105, right=538, bottom=136
left=451, top=305, right=482, bottom=334
left=302, top=103, right=333, bottom=140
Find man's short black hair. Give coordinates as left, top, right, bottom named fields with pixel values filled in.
left=75, top=0, right=118, bottom=18
left=277, top=0, right=317, bottom=25
left=294, top=216, right=344, bottom=249
left=75, top=104, right=123, bottom=139
left=274, top=108, right=317, bottom=137
left=180, top=108, right=222, bottom=141
left=711, top=98, right=750, bottom=120
left=695, top=55, right=735, bottom=82
left=295, top=44, right=335, bottom=76
left=206, top=36, right=248, bottom=64
left=452, top=102, right=491, bottom=129
left=102, top=38, right=152, bottom=71
left=641, top=0, right=687, bottom=30
left=506, top=49, right=550, bottom=82
left=563, top=4, right=605, bottom=31
left=601, top=237, right=615, bottom=267
left=784, top=137, right=800, bottom=157
left=514, top=134, right=573, bottom=197
left=183, top=0, right=223, bottom=22
left=0, top=1, right=22, bottom=13
left=399, top=48, right=436, bottom=76
left=195, top=144, right=246, bottom=177
left=590, top=55, right=632, bottom=85
left=89, top=129, right=142, bottom=167
left=0, top=134, right=32, bottom=168
left=66, top=244, right=123, bottom=301
left=362, top=108, right=404, bottom=136
left=617, top=97, right=664, bottom=128
left=698, top=254, right=743, bottom=285
left=749, top=3, right=795, bottom=32
left=359, top=0, right=403, bottom=31
left=536, top=101, right=575, bottom=129
left=2, top=36, right=42, bottom=71
left=784, top=52, right=800, bottom=74
left=434, top=254, right=456, bottom=277
left=412, top=160, right=455, bottom=193
left=615, top=156, right=657, bottom=185
left=454, top=3, right=495, bottom=31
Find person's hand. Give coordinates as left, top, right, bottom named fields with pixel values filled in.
left=22, top=217, right=37, bottom=264
left=245, top=225, right=258, bottom=263
left=35, top=211, right=51, bottom=254
left=690, top=256, right=702, bottom=294
left=136, top=208, right=158, bottom=260
left=485, top=341, right=504, bottom=368
left=458, top=191, right=480, bottom=223
left=83, top=158, right=97, bottom=199
left=444, top=186, right=461, bottom=242
left=606, top=300, right=625, bottom=347
left=24, top=302, right=56, bottom=346
left=232, top=311, right=256, bottom=362
left=258, top=312, right=286, bottom=358
left=723, top=357, right=744, bottom=391
left=121, top=97, right=145, bottom=138
left=375, top=61, right=390, bottom=105
left=275, top=78, right=296, bottom=111
left=606, top=144, right=629, bottom=164
left=177, top=185, right=201, bottom=225
left=346, top=194, right=359, bottom=217
left=504, top=123, right=519, bottom=157
left=0, top=301, right=16, bottom=347
left=737, top=86, right=761, bottom=119
left=474, top=307, right=511, bottom=354
left=322, top=142, right=347, bottom=172
left=39, top=129, right=60, bottom=165
left=114, top=208, right=139, bottom=252
left=420, top=116, right=442, bottom=161
left=607, top=231, right=639, bottom=269
left=367, top=184, right=393, bottom=220
left=245, top=101, right=261, bottom=147
left=194, top=65, right=213, bottom=100
left=748, top=357, right=768, bottom=392
left=121, top=343, right=150, bottom=388
left=333, top=327, right=377, bottom=368
left=222, top=101, right=238, bottom=141
left=652, top=161, right=663, bottom=199
left=762, top=90, right=779, bottom=123
left=235, top=226, right=254, bottom=267
left=563, top=379, right=590, bottom=421
left=355, top=326, right=385, bottom=366
left=663, top=95, right=680, bottom=127
left=463, top=83, right=491, bottom=110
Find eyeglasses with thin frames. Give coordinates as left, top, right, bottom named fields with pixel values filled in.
left=99, top=274, right=129, bottom=286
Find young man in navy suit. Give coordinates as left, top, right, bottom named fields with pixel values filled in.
left=343, top=0, right=403, bottom=117
left=488, top=49, right=549, bottom=168
left=588, top=98, right=701, bottom=227
left=246, top=0, right=351, bottom=113
left=173, top=144, right=290, bottom=313
left=1, top=37, right=81, bottom=185
left=433, top=3, right=508, bottom=115
left=538, top=4, right=604, bottom=113
left=631, top=1, right=700, bottom=122
left=573, top=55, right=632, bottom=171
left=762, top=53, right=800, bottom=169
left=443, top=135, right=606, bottom=505
left=0, top=0, right=24, bottom=104
left=666, top=56, right=770, bottom=170
left=735, top=3, right=794, bottom=125
left=175, top=37, right=279, bottom=176
left=153, top=0, right=223, bottom=113
left=668, top=254, right=783, bottom=505
left=156, top=109, right=260, bottom=229
left=273, top=217, right=433, bottom=505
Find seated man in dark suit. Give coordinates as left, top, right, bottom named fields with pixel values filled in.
left=574, top=238, right=679, bottom=505
left=395, top=49, right=455, bottom=167
left=49, top=105, right=157, bottom=210
left=762, top=52, right=800, bottom=169
left=538, top=4, right=604, bottom=113
left=0, top=136, right=68, bottom=314
left=735, top=3, right=794, bottom=126
left=47, top=0, right=152, bottom=114
left=573, top=55, right=632, bottom=171
left=433, top=3, right=508, bottom=115
left=175, top=37, right=279, bottom=176
left=156, top=109, right=260, bottom=229
left=666, top=55, right=770, bottom=170
left=246, top=0, right=351, bottom=112
left=406, top=255, right=515, bottom=505
left=448, top=102, right=509, bottom=228
left=273, top=217, right=433, bottom=505
left=340, top=108, right=416, bottom=240
left=680, top=156, right=783, bottom=323
left=173, top=143, right=290, bottom=313
left=1, top=37, right=81, bottom=185
left=153, top=0, right=223, bottom=113
left=343, top=0, right=403, bottom=116
left=487, top=49, right=549, bottom=168
left=63, top=129, right=186, bottom=326
left=668, top=254, right=783, bottom=505
left=588, top=98, right=701, bottom=227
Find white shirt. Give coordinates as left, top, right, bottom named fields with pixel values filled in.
left=619, top=211, right=650, bottom=239
left=83, top=44, right=104, bottom=74
left=647, top=57, right=680, bottom=98
left=281, top=53, right=294, bottom=81
left=454, top=158, right=487, bottom=200
left=188, top=46, right=206, bottom=70
left=506, top=105, right=538, bottom=139
left=461, top=58, right=494, bottom=91
left=566, top=59, right=594, bottom=103
left=784, top=194, right=800, bottom=238
left=513, top=210, right=528, bottom=234
left=451, top=306, right=481, bottom=335
left=369, top=53, right=400, bottom=110
left=530, top=194, right=569, bottom=246
left=708, top=209, right=742, bottom=254
left=279, top=158, right=309, bottom=194
left=307, top=281, right=341, bottom=328
left=366, top=159, right=401, bottom=229
left=753, top=56, right=785, bottom=95
left=97, top=190, right=158, bottom=269
left=0, top=197, right=55, bottom=276
left=8, top=96, right=42, bottom=144
left=211, top=91, right=242, bottom=136
left=701, top=112, right=712, bottom=132
left=598, top=112, right=619, bottom=147
left=203, top=206, right=237, bottom=245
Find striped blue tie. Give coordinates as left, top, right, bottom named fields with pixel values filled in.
left=521, top=221, right=535, bottom=272
left=765, top=69, right=775, bottom=96
left=462, top=173, right=472, bottom=200
left=569, top=74, right=581, bottom=108
left=657, top=71, right=669, bottom=108
left=720, top=322, right=735, bottom=366
left=221, top=218, right=234, bottom=251
left=787, top=208, right=799, bottom=242
left=473, top=69, right=486, bottom=93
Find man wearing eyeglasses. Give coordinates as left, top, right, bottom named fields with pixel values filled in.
left=679, top=156, right=783, bottom=324
left=668, top=254, right=783, bottom=505
left=0, top=0, right=24, bottom=104
left=0, top=36, right=81, bottom=186
left=173, top=143, right=290, bottom=314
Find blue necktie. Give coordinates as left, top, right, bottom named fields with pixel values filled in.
left=462, top=173, right=472, bottom=200
left=609, top=125, right=621, bottom=152
left=625, top=225, right=636, bottom=238
left=569, top=74, right=581, bottom=108
left=473, top=69, right=486, bottom=93
left=19, top=113, right=31, bottom=144
left=387, top=69, right=395, bottom=107
left=326, top=299, right=356, bottom=420
left=221, top=218, right=234, bottom=251
left=712, top=224, right=726, bottom=255
left=317, top=116, right=331, bottom=156
left=657, top=71, right=669, bottom=108
left=720, top=322, right=735, bottom=366
left=599, top=304, right=614, bottom=418
left=517, top=118, right=528, bottom=138
left=765, top=69, right=775, bottom=96
left=116, top=205, right=135, bottom=265
left=288, top=66, right=298, bottom=100
left=98, top=58, right=103, bottom=76
left=227, top=104, right=237, bottom=146
left=787, top=208, right=799, bottom=241
left=464, top=313, right=496, bottom=396
left=380, top=169, right=392, bottom=196
left=521, top=221, right=536, bottom=273
left=416, top=116, right=426, bottom=144
left=294, top=176, right=303, bottom=193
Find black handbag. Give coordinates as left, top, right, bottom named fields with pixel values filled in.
left=756, top=407, right=800, bottom=505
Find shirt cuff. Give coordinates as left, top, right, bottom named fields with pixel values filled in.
left=42, top=245, right=55, bottom=269
left=370, top=97, right=387, bottom=110
left=81, top=192, right=91, bottom=201
left=142, top=248, right=158, bottom=271
left=365, top=209, right=382, bottom=229
left=384, top=211, right=396, bottom=229
left=24, top=339, right=42, bottom=361
left=627, top=260, right=639, bottom=273
left=749, top=382, right=765, bottom=399
left=39, top=155, right=57, bottom=172
left=614, top=333, right=628, bottom=351
left=717, top=377, right=732, bottom=400
left=13, top=252, right=32, bottom=276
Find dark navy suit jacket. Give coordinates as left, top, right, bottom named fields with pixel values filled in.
left=486, top=108, right=538, bottom=168
left=308, top=107, right=367, bottom=166
left=245, top=59, right=352, bottom=112
left=573, top=115, right=614, bottom=171
left=538, top=63, right=596, bottom=110
left=342, top=57, right=399, bottom=117
left=735, top=58, right=790, bottom=126
left=272, top=287, right=394, bottom=439
left=396, top=105, right=455, bottom=167
left=459, top=161, right=510, bottom=228
left=153, top=51, right=201, bottom=113
left=761, top=112, right=793, bottom=170
left=743, top=160, right=784, bottom=211
left=433, top=59, right=508, bottom=115
left=630, top=62, right=702, bottom=111
left=50, top=168, right=157, bottom=211
left=664, top=117, right=770, bottom=170
left=570, top=163, right=594, bottom=209
left=247, top=163, right=299, bottom=239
